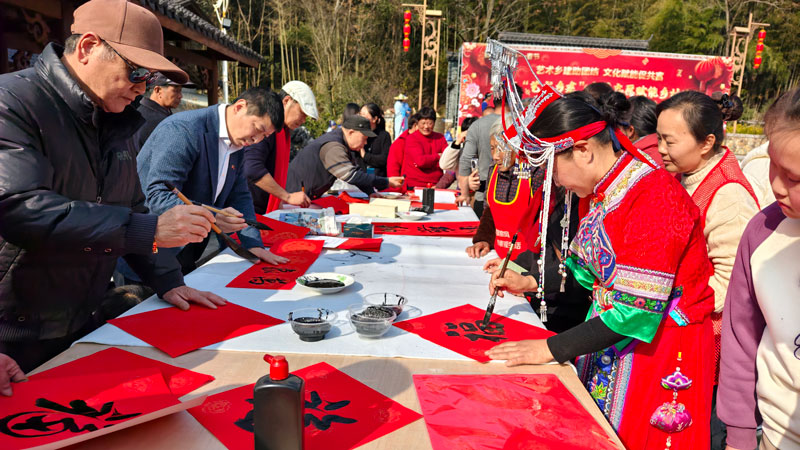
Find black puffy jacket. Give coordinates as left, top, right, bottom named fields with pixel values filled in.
left=0, top=44, right=183, bottom=341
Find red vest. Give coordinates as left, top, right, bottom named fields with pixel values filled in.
left=486, top=164, right=535, bottom=259
left=691, top=148, right=759, bottom=383
left=692, top=148, right=760, bottom=228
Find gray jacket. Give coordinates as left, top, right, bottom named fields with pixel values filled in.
left=458, top=114, right=499, bottom=202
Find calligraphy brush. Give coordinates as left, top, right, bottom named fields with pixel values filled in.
left=163, top=182, right=260, bottom=264
left=190, top=201, right=272, bottom=231
left=480, top=232, right=519, bottom=330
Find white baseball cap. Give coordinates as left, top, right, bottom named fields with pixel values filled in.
left=282, top=80, right=319, bottom=120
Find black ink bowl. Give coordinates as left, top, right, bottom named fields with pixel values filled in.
left=348, top=303, right=396, bottom=338
left=363, top=293, right=408, bottom=321
left=288, top=308, right=337, bottom=342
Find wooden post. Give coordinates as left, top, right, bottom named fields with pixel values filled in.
left=209, top=61, right=219, bottom=106
left=416, top=0, right=427, bottom=110
left=432, top=17, right=441, bottom=110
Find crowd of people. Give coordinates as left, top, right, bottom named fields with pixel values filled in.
left=0, top=1, right=797, bottom=449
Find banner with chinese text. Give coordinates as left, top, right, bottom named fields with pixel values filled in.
left=458, top=42, right=733, bottom=123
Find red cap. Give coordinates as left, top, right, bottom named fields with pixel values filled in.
left=264, top=354, right=289, bottom=380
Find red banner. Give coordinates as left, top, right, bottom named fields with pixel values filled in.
left=459, top=43, right=733, bottom=123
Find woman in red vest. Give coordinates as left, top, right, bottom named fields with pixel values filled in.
left=467, top=119, right=540, bottom=260
left=656, top=91, right=759, bottom=449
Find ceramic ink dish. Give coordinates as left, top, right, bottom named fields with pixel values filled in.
left=348, top=304, right=396, bottom=338
left=296, top=273, right=355, bottom=294
left=288, top=308, right=337, bottom=342
left=364, top=293, right=408, bottom=320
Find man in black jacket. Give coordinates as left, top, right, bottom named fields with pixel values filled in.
left=131, top=73, right=186, bottom=153
left=0, top=0, right=226, bottom=384
left=286, top=116, right=405, bottom=199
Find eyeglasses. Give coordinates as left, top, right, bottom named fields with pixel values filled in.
left=102, top=40, right=155, bottom=85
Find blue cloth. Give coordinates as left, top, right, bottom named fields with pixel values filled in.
left=136, top=105, right=263, bottom=250
left=393, top=100, right=410, bottom=139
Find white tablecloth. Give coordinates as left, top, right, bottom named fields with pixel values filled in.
left=78, top=210, right=545, bottom=361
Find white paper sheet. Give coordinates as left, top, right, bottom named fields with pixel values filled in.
left=78, top=235, right=537, bottom=362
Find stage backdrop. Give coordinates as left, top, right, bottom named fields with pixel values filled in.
left=458, top=42, right=733, bottom=124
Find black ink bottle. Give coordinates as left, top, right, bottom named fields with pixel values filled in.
left=421, top=187, right=435, bottom=214
left=254, top=354, right=305, bottom=450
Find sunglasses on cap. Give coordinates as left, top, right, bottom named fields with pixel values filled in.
left=102, top=40, right=155, bottom=85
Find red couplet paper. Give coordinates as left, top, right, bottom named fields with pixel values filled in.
left=373, top=221, right=479, bottom=237
left=0, top=368, right=179, bottom=449
left=311, top=196, right=350, bottom=215
left=108, top=302, right=283, bottom=358
left=30, top=347, right=214, bottom=397
left=255, top=215, right=310, bottom=247
left=338, top=238, right=382, bottom=252
left=394, top=304, right=555, bottom=362
left=226, top=239, right=324, bottom=290
left=188, top=362, right=421, bottom=450
left=413, top=373, right=620, bottom=450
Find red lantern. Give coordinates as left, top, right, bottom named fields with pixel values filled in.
left=402, top=9, right=412, bottom=53
left=754, top=29, right=766, bottom=69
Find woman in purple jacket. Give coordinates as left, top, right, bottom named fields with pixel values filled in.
left=716, top=88, right=800, bottom=450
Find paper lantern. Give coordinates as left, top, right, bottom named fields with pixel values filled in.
left=754, top=29, right=766, bottom=69
left=402, top=10, right=412, bottom=53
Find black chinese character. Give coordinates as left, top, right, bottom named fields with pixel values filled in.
left=0, top=399, right=141, bottom=438
left=304, top=390, right=356, bottom=431
left=248, top=277, right=289, bottom=285
left=418, top=225, right=453, bottom=234
left=444, top=320, right=507, bottom=342
left=261, top=267, right=297, bottom=274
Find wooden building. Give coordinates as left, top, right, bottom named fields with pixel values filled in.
left=0, top=0, right=262, bottom=104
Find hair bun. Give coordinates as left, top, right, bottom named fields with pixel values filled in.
left=711, top=92, right=744, bottom=121
left=598, top=91, right=632, bottom=125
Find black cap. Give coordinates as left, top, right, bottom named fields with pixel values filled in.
left=150, top=72, right=196, bottom=88
left=341, top=115, right=377, bottom=138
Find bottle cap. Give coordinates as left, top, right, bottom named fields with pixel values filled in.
left=263, top=354, right=289, bottom=380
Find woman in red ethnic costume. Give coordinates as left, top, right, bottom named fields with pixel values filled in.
left=486, top=93, right=716, bottom=450
left=656, top=91, right=760, bottom=449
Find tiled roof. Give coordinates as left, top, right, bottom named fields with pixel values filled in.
left=498, top=31, right=650, bottom=51
left=133, top=0, right=264, bottom=63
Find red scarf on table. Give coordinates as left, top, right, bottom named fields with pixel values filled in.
left=266, top=128, right=291, bottom=213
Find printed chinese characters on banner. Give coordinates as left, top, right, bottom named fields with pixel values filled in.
left=458, top=43, right=733, bottom=123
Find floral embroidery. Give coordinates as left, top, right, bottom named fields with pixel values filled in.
left=610, top=290, right=669, bottom=313
left=578, top=347, right=633, bottom=431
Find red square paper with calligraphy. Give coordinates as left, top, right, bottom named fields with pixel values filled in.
left=226, top=239, right=324, bottom=290
left=393, top=304, right=555, bottom=362
left=188, top=362, right=421, bottom=450
left=255, top=216, right=310, bottom=247
left=413, top=373, right=620, bottom=450
left=108, top=302, right=283, bottom=358
left=31, top=347, right=214, bottom=397
left=0, top=369, right=179, bottom=449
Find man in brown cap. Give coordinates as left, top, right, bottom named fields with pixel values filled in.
left=0, top=0, right=226, bottom=391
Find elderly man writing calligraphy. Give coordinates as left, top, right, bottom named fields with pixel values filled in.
left=0, top=0, right=227, bottom=390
